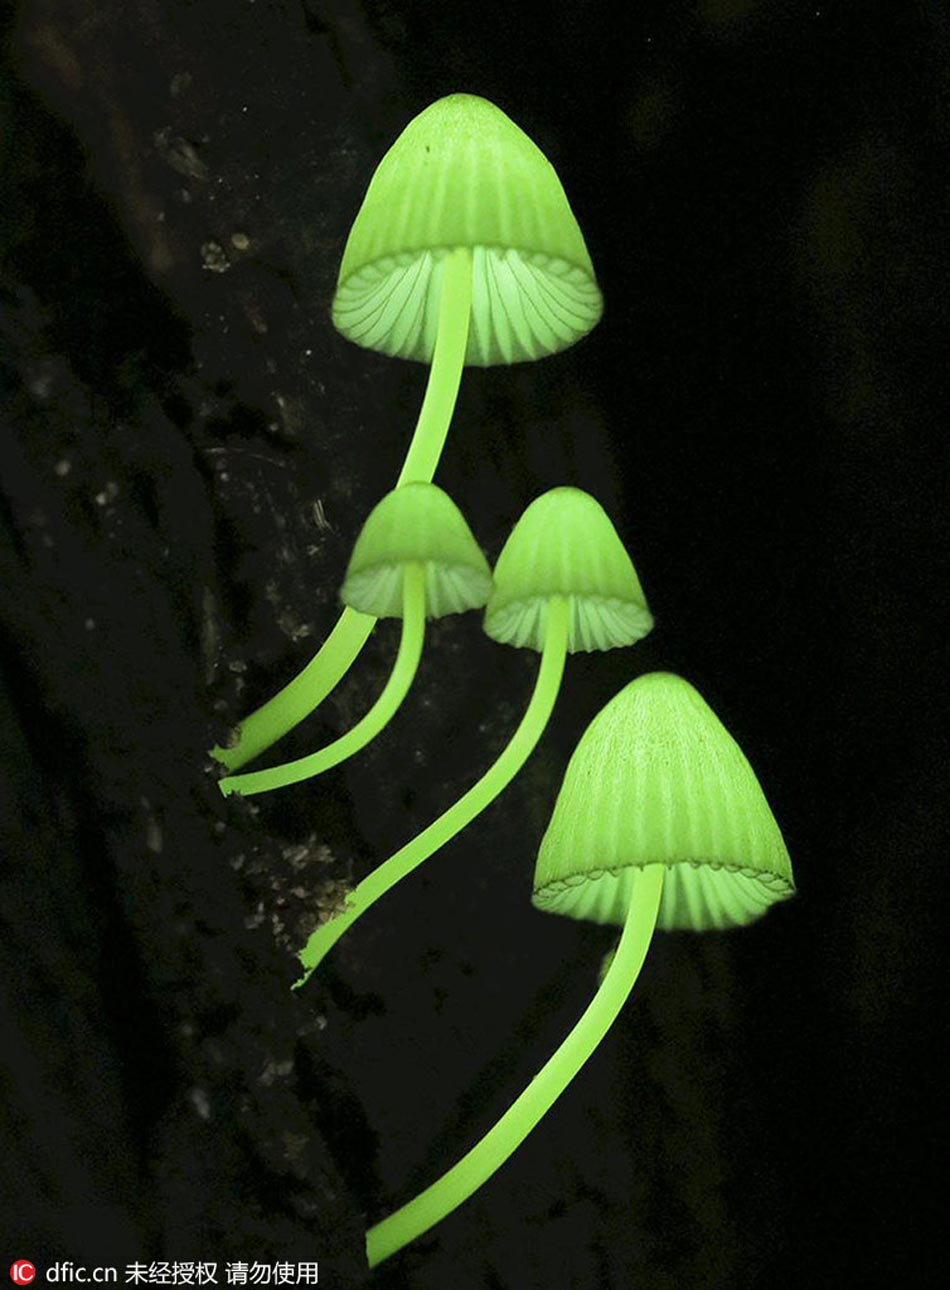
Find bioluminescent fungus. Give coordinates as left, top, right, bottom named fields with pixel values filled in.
left=218, top=483, right=491, bottom=797
left=365, top=672, right=795, bottom=1266
left=294, top=487, right=651, bottom=986
left=212, top=94, right=602, bottom=772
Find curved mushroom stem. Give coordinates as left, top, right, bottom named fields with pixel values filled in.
left=294, top=595, right=570, bottom=986
left=211, top=608, right=376, bottom=772
left=365, top=863, right=666, bottom=1268
left=210, top=247, right=473, bottom=772
left=218, top=564, right=427, bottom=797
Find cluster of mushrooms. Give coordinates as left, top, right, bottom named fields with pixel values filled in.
left=213, top=94, right=795, bottom=1270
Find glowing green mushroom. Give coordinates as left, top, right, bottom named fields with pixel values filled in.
left=213, top=93, right=602, bottom=772
left=295, top=486, right=652, bottom=984
left=365, top=672, right=795, bottom=1267
left=218, top=483, right=491, bottom=797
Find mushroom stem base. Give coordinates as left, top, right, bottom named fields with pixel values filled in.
left=218, top=564, right=427, bottom=796
left=210, top=608, right=376, bottom=772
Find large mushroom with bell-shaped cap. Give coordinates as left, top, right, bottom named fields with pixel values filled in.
left=213, top=94, right=602, bottom=772
left=295, top=486, right=652, bottom=985
left=363, top=671, right=795, bottom=1267
left=218, top=482, right=491, bottom=797
left=334, top=91, right=603, bottom=377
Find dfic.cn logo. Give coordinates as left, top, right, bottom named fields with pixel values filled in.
left=11, top=1264, right=36, bottom=1286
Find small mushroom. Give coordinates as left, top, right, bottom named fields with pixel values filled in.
left=214, top=93, right=602, bottom=772
left=218, top=483, right=491, bottom=796
left=295, top=487, right=651, bottom=983
left=364, top=672, right=795, bottom=1267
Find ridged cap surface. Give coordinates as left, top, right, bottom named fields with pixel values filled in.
left=342, top=482, right=492, bottom=618
left=533, top=673, right=794, bottom=930
left=483, top=488, right=652, bottom=653
left=332, top=94, right=602, bottom=365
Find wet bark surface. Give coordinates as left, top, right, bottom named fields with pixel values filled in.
left=2, top=3, right=946, bottom=1287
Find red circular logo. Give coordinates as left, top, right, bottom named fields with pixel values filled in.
left=10, top=1266, right=35, bottom=1286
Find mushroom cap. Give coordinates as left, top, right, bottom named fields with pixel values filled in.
left=341, top=482, right=492, bottom=618
left=533, top=673, right=795, bottom=930
left=332, top=93, right=603, bottom=366
left=483, top=487, right=653, bottom=653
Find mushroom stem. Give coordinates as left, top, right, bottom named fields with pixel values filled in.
left=210, top=248, right=472, bottom=773
left=294, top=595, right=570, bottom=986
left=218, top=564, right=427, bottom=797
left=365, top=863, right=666, bottom=1268
left=398, top=246, right=473, bottom=485
left=211, top=608, right=376, bottom=772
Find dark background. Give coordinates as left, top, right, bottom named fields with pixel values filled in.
left=2, top=2, right=946, bottom=1287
